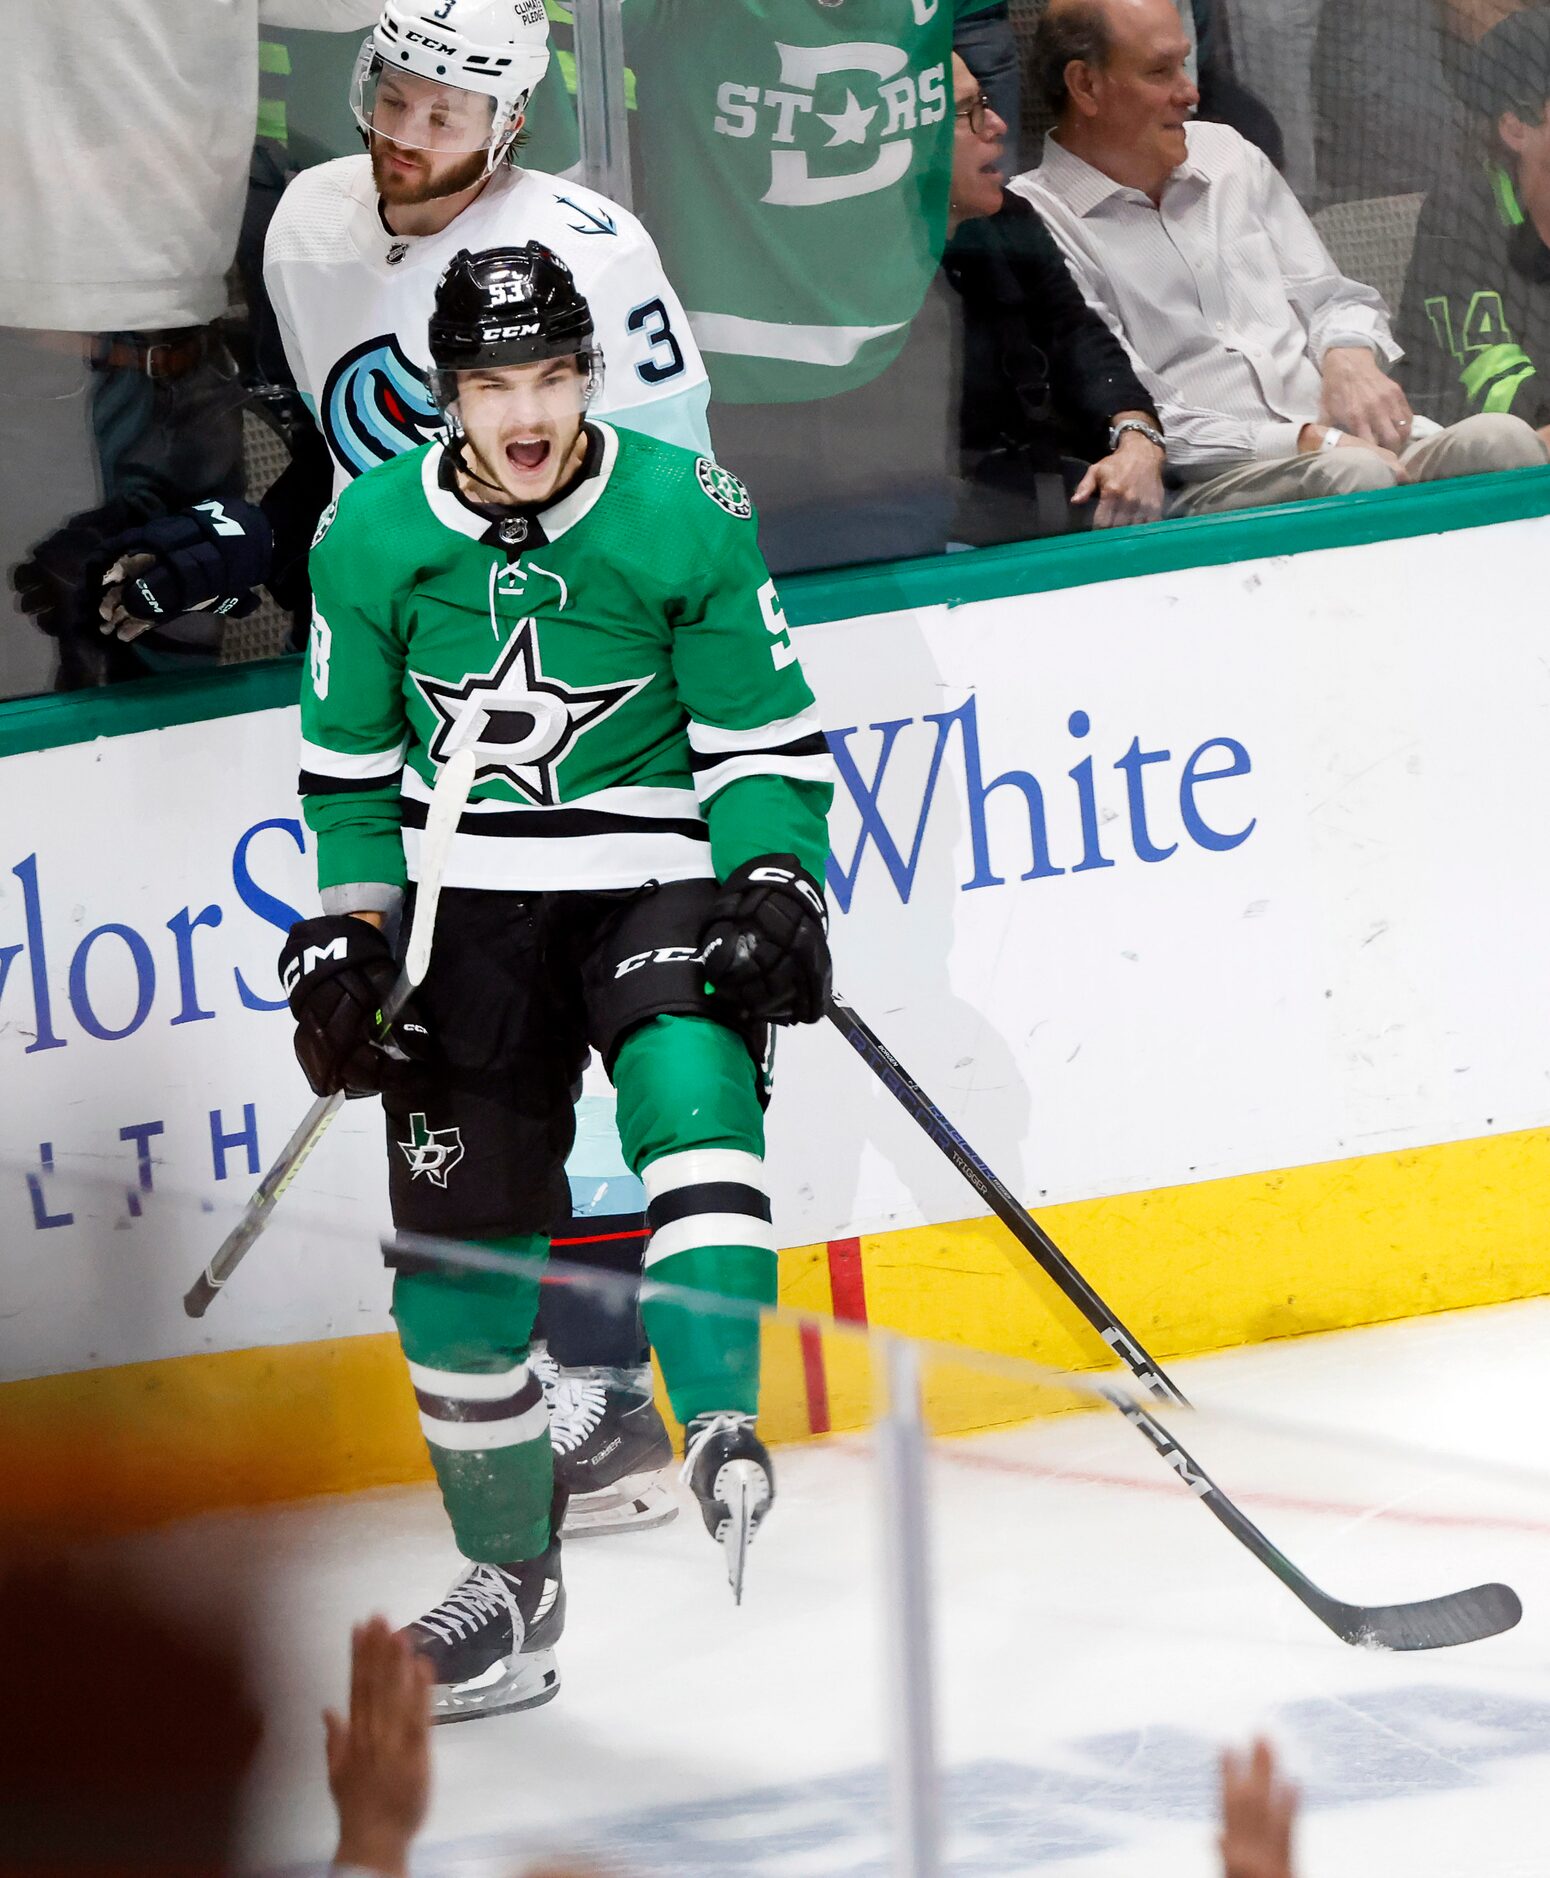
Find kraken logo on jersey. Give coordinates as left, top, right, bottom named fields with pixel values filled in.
left=398, top=1113, right=465, bottom=1187
left=413, top=618, right=651, bottom=806
left=713, top=46, right=948, bottom=207
left=321, top=335, right=444, bottom=479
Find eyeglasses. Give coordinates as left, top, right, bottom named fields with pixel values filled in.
left=956, top=91, right=992, bottom=135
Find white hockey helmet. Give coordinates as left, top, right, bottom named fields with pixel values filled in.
left=351, top=0, right=552, bottom=172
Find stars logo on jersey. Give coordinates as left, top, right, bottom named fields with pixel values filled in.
left=696, top=458, right=752, bottom=518
left=321, top=335, right=443, bottom=479
left=713, top=45, right=948, bottom=207
left=413, top=618, right=651, bottom=806
left=310, top=498, right=339, bottom=549
left=398, top=1113, right=464, bottom=1187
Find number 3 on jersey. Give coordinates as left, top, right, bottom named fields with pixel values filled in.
left=628, top=298, right=686, bottom=384
left=759, top=578, right=795, bottom=671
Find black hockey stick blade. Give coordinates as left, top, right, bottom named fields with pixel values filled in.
left=1111, top=1389, right=1525, bottom=1650
left=828, top=993, right=1525, bottom=1652
left=1312, top=1581, right=1522, bottom=1652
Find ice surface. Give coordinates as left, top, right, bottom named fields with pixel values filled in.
left=87, top=1297, right=1550, bottom=1877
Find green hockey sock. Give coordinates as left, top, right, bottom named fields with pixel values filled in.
left=391, top=1233, right=554, bottom=1563
left=613, top=1015, right=774, bottom=1425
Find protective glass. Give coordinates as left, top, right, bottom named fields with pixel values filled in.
left=350, top=42, right=511, bottom=156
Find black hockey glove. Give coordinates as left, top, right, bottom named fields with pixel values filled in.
left=95, top=497, right=272, bottom=640
left=699, top=856, right=832, bottom=1026
left=12, top=492, right=171, bottom=639
left=278, top=915, right=428, bottom=1099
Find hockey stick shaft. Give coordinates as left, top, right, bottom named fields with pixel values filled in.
left=826, top=991, right=1521, bottom=1650
left=826, top=991, right=1187, bottom=1407
left=183, top=749, right=477, bottom=1318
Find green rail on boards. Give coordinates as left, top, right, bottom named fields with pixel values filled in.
left=3, top=463, right=1547, bottom=761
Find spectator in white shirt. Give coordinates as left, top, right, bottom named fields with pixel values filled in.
left=1014, top=0, right=1548, bottom=517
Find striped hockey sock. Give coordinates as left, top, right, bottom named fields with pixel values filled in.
left=407, top=1357, right=554, bottom=1563
left=640, top=1146, right=777, bottom=1425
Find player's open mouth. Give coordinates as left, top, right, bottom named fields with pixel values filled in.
left=506, top=439, right=551, bottom=474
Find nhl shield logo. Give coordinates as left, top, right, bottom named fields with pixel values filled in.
left=398, top=1113, right=465, bottom=1187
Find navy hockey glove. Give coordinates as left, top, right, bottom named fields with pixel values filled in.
left=12, top=493, right=170, bottom=638
left=700, top=856, right=831, bottom=1026
left=97, top=497, right=272, bottom=639
left=279, top=915, right=428, bottom=1099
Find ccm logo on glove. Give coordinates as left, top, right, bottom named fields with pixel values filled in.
left=699, top=854, right=831, bottom=1026
left=744, top=863, right=826, bottom=923
left=277, top=914, right=428, bottom=1099
left=280, top=935, right=350, bottom=994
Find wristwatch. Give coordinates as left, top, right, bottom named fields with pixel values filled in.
left=1109, top=418, right=1165, bottom=454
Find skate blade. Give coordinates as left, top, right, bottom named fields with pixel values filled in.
left=717, top=1460, right=771, bottom=1606
left=561, top=1474, right=678, bottom=1539
left=431, top=1647, right=560, bottom=1725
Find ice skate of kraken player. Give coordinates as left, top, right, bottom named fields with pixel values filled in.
left=84, top=0, right=715, bottom=1539
left=277, top=243, right=834, bottom=1720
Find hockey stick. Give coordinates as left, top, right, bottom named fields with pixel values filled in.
left=825, top=990, right=1522, bottom=1651
left=182, top=748, right=478, bottom=1318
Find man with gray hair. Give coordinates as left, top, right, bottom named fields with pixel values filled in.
left=1015, top=0, right=1547, bottom=516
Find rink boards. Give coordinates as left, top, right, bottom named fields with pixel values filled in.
left=3, top=473, right=1549, bottom=1527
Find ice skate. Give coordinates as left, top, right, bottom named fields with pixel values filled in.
left=682, top=1412, right=774, bottom=1604
left=402, top=1540, right=564, bottom=1723
left=534, top=1348, right=677, bottom=1537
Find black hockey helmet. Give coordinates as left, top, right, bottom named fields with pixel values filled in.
left=427, top=244, right=602, bottom=412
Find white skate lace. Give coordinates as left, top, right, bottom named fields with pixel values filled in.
left=679, top=1411, right=753, bottom=1484
left=415, top=1562, right=516, bottom=1645
left=530, top=1344, right=559, bottom=1405
left=549, top=1372, right=610, bottom=1455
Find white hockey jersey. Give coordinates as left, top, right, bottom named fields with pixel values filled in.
left=263, top=157, right=712, bottom=493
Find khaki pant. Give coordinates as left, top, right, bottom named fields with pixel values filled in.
left=1166, top=412, right=1549, bottom=519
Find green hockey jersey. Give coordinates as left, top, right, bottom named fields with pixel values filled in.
left=523, top=0, right=1001, bottom=403
left=299, top=422, right=833, bottom=898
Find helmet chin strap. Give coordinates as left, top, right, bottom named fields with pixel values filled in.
left=449, top=431, right=516, bottom=501
left=482, top=113, right=526, bottom=178
left=449, top=424, right=590, bottom=510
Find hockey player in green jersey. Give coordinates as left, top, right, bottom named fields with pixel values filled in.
left=279, top=243, right=834, bottom=1720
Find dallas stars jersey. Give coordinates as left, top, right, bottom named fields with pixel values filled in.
left=300, top=422, right=833, bottom=897
left=523, top=0, right=1000, bottom=403
left=263, top=156, right=711, bottom=494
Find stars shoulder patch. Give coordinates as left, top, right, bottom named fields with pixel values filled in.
left=311, top=498, right=339, bottom=549
left=695, top=457, right=753, bottom=519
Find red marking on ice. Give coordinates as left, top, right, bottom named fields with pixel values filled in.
left=937, top=1443, right=1550, bottom=1535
